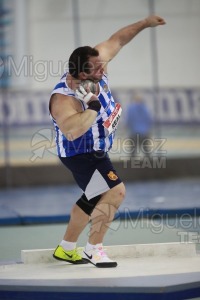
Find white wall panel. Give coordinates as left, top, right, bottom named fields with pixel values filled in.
left=11, top=0, right=200, bottom=90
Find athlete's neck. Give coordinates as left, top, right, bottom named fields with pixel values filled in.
left=66, top=74, right=81, bottom=91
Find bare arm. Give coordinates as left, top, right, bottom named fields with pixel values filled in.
left=95, top=15, right=166, bottom=71
left=50, top=94, right=97, bottom=141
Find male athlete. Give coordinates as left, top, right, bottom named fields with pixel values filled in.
left=49, top=15, right=166, bottom=268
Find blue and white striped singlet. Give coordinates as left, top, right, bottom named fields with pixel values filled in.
left=50, top=73, right=118, bottom=157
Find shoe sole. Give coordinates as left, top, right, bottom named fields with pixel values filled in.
left=84, top=258, right=117, bottom=268
left=53, top=254, right=88, bottom=264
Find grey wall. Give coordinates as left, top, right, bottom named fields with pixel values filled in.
left=11, top=0, right=200, bottom=90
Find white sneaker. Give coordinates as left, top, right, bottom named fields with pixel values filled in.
left=82, top=246, right=117, bottom=268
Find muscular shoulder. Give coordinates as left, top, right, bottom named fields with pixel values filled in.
left=49, top=93, right=83, bottom=120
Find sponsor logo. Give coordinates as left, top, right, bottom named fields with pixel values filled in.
left=62, top=250, right=73, bottom=259
left=84, top=252, right=92, bottom=260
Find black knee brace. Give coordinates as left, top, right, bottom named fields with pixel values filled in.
left=76, top=194, right=101, bottom=215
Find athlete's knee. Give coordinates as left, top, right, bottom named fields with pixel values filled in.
left=105, top=182, right=126, bottom=206
left=76, top=193, right=101, bottom=216
left=113, top=182, right=126, bottom=201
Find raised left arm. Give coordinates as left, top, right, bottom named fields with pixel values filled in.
left=95, top=15, right=166, bottom=71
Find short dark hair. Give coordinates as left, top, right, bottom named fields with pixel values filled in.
left=68, top=46, right=99, bottom=78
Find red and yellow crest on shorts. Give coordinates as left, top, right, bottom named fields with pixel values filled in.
left=107, top=171, right=118, bottom=181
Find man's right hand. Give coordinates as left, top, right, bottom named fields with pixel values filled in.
left=75, top=86, right=99, bottom=104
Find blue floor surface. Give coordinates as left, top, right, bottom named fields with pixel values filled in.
left=0, top=178, right=200, bottom=225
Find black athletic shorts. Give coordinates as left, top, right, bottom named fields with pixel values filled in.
left=59, top=151, right=122, bottom=200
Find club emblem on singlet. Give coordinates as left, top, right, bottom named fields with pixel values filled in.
left=103, top=84, right=109, bottom=92
left=107, top=171, right=118, bottom=181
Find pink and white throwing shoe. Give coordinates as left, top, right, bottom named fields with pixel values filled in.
left=82, top=245, right=117, bottom=268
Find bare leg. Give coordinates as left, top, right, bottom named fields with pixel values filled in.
left=62, top=182, right=125, bottom=244
left=89, top=182, right=125, bottom=245
left=63, top=204, right=90, bottom=242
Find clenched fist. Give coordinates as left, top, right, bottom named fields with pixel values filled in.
left=145, top=15, right=166, bottom=27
